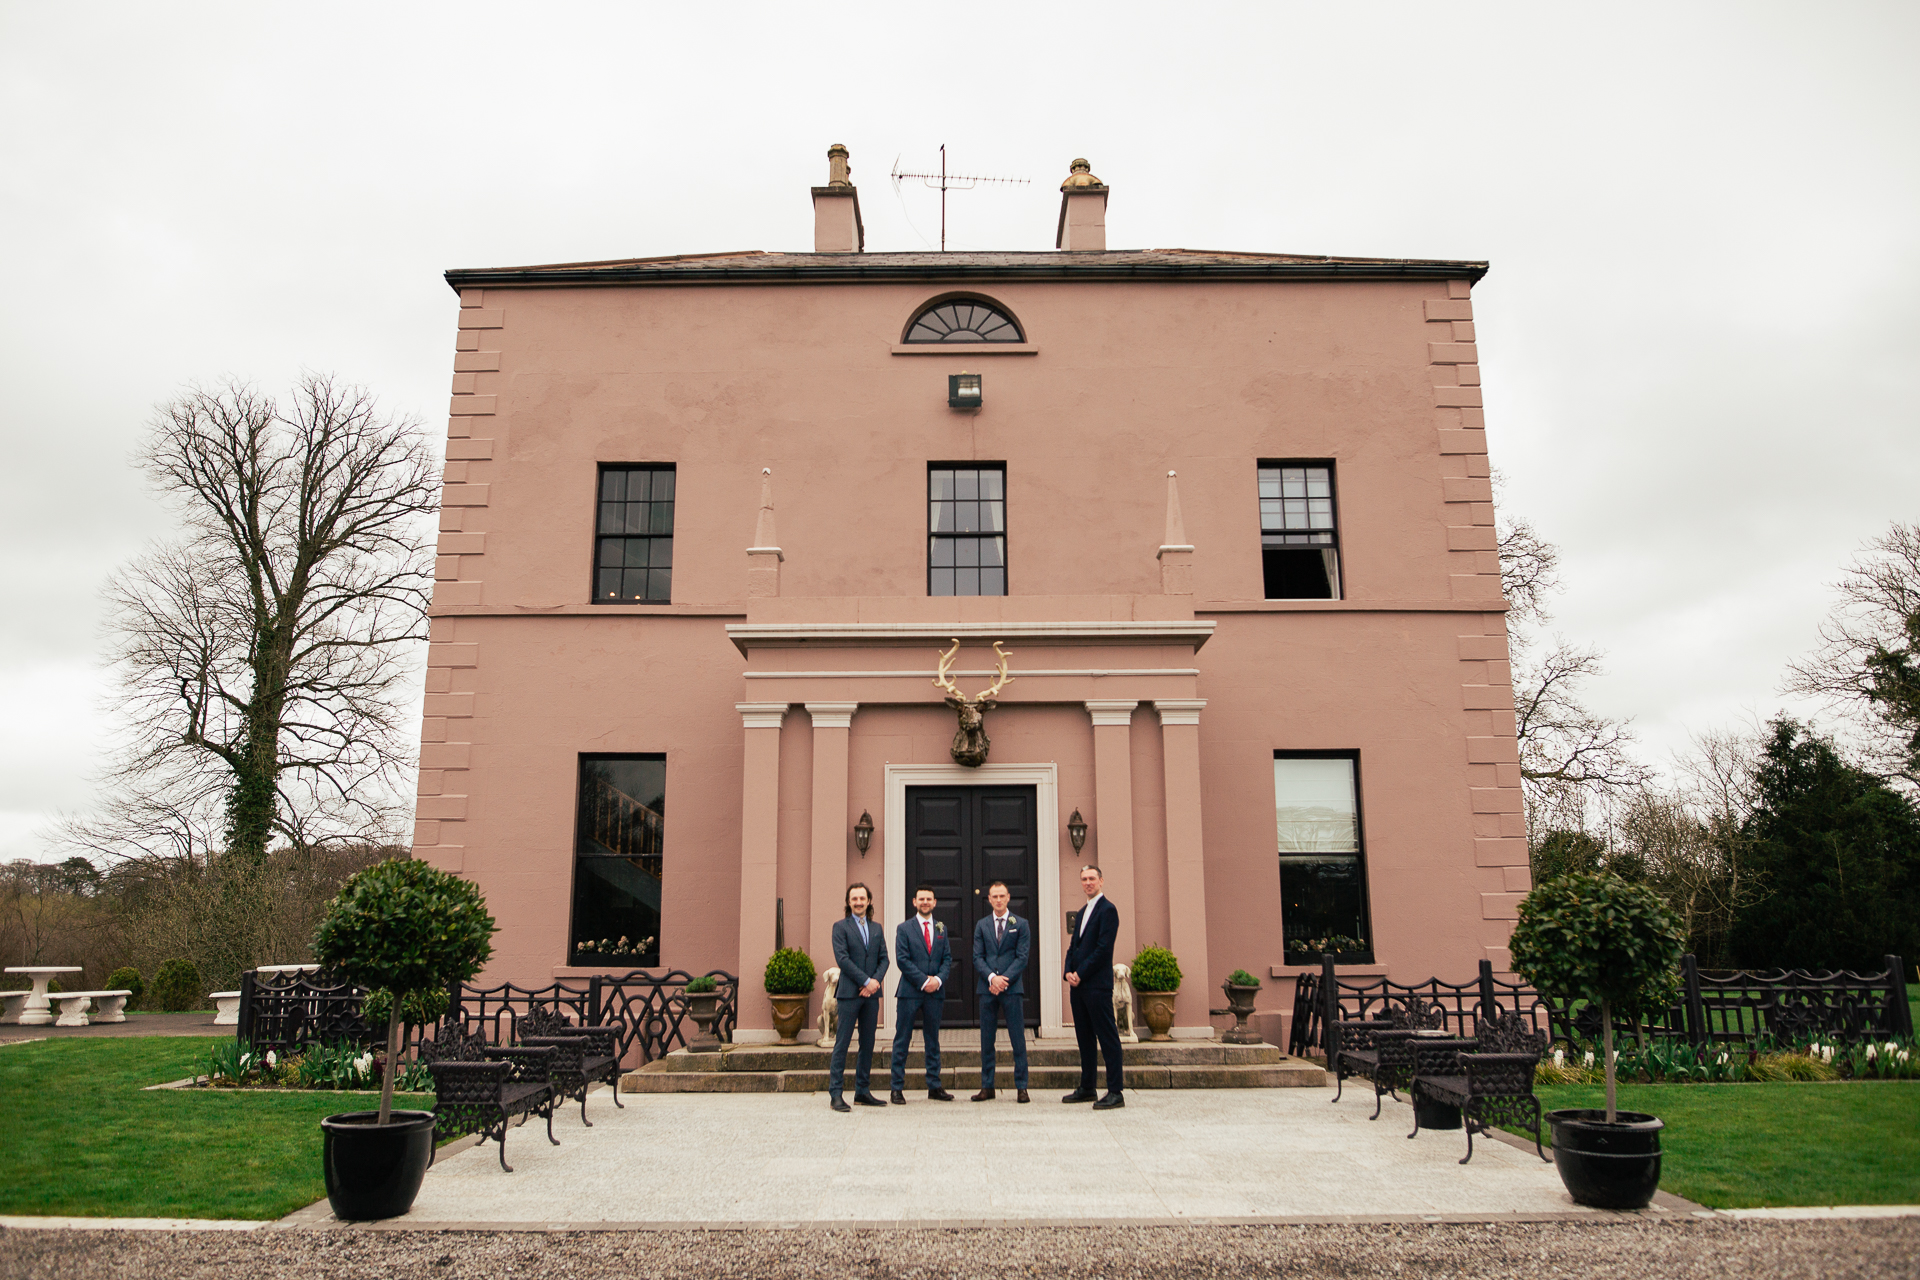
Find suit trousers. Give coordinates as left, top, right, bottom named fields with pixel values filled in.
left=890, top=994, right=944, bottom=1091
left=978, top=990, right=1028, bottom=1089
left=828, top=992, right=879, bottom=1099
left=1070, top=981, right=1124, bottom=1095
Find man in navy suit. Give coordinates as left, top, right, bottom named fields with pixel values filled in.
left=890, top=884, right=955, bottom=1103
left=1063, top=863, right=1125, bottom=1109
left=828, top=882, right=890, bottom=1112
left=971, top=880, right=1031, bottom=1102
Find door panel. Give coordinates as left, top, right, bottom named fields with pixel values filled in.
left=905, top=784, right=1039, bottom=1028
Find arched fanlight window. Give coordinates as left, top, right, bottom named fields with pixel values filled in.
left=905, top=298, right=1024, bottom=343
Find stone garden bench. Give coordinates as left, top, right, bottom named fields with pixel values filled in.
left=419, top=1022, right=559, bottom=1172
left=211, top=991, right=243, bottom=1025
left=1329, top=997, right=1448, bottom=1119
left=1407, top=1008, right=1549, bottom=1164
left=518, top=1005, right=625, bottom=1124
left=49, top=990, right=134, bottom=1026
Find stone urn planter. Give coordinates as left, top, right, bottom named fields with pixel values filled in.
left=1136, top=991, right=1177, bottom=1041
left=1220, top=979, right=1262, bottom=1044
left=683, top=987, right=723, bottom=1053
left=768, top=994, right=810, bottom=1045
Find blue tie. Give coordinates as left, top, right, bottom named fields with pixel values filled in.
left=857, top=918, right=868, bottom=946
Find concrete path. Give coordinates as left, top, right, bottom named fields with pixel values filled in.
left=0, top=1012, right=223, bottom=1042
left=396, top=1085, right=1602, bottom=1226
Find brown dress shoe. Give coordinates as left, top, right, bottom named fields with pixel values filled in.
left=1017, top=1089, right=1030, bottom=1103
left=928, top=1088, right=955, bottom=1101
left=970, top=1088, right=995, bottom=1101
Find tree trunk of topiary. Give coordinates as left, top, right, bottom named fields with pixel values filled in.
left=1601, top=997, right=1616, bottom=1124
left=378, top=1000, right=402, bottom=1125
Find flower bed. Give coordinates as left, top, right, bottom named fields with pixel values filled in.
left=1535, top=1034, right=1917, bottom=1086
left=196, top=1038, right=433, bottom=1092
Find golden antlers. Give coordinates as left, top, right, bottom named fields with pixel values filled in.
left=932, top=639, right=1015, bottom=705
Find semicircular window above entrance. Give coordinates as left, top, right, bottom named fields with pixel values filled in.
left=905, top=298, right=1024, bottom=343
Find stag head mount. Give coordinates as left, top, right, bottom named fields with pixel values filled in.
left=933, top=639, right=1014, bottom=768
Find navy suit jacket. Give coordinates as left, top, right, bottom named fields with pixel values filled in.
left=972, top=912, right=1031, bottom=996
left=1063, top=896, right=1119, bottom=990
left=831, top=915, right=889, bottom=1000
left=893, top=915, right=953, bottom=999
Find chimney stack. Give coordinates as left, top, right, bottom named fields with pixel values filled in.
left=812, top=143, right=865, bottom=253
left=1055, top=157, right=1108, bottom=251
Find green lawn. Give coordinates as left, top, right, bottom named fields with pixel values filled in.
left=0, top=1037, right=432, bottom=1220
left=1533, top=1081, right=1920, bottom=1209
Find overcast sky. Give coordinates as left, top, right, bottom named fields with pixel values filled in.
left=2, top=4, right=1915, bottom=863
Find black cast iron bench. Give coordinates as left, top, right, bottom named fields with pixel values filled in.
left=420, top=1022, right=559, bottom=1172
left=1330, top=997, right=1448, bottom=1119
left=1407, top=1008, right=1549, bottom=1164
left=519, top=1005, right=625, bottom=1124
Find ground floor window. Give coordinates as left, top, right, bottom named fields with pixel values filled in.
left=1275, top=752, right=1374, bottom=963
left=571, top=754, right=664, bottom=967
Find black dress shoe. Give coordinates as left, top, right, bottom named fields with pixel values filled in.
left=928, top=1088, right=955, bottom=1101
left=830, top=1097, right=851, bottom=1113
left=1017, top=1089, right=1030, bottom=1104
left=1092, top=1092, right=1125, bottom=1110
left=890, top=1090, right=907, bottom=1105
left=1062, top=1088, right=1098, bottom=1103
left=971, top=1088, right=995, bottom=1101
left=853, top=1093, right=887, bottom=1107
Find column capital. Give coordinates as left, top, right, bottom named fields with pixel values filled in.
left=1084, top=699, right=1138, bottom=727
left=804, top=701, right=859, bottom=729
left=1154, top=698, right=1206, bottom=725
left=736, top=702, right=789, bottom=729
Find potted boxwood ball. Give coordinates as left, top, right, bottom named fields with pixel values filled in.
left=1508, top=871, right=1684, bottom=1210
left=1221, top=969, right=1263, bottom=1044
left=762, top=947, right=816, bottom=1046
left=1130, top=945, right=1182, bottom=1041
left=682, top=974, right=724, bottom=1052
left=312, top=859, right=496, bottom=1220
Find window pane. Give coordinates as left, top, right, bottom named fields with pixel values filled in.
left=931, top=471, right=955, bottom=501
left=652, top=469, right=675, bottom=500
left=1305, top=470, right=1330, bottom=498
left=956, top=502, right=979, bottom=533
left=979, top=537, right=1003, bottom=567
left=648, top=568, right=672, bottom=601
left=650, top=502, right=675, bottom=534
left=932, top=501, right=953, bottom=533
left=623, top=568, right=649, bottom=600
left=1274, top=758, right=1358, bottom=852
left=1279, top=856, right=1370, bottom=955
left=931, top=567, right=955, bottom=595
left=599, top=539, right=623, bottom=566
left=930, top=538, right=955, bottom=567
left=956, top=472, right=978, bottom=500
left=626, top=470, right=652, bottom=502
left=1264, top=547, right=1335, bottom=599
left=956, top=539, right=979, bottom=567
left=979, top=470, right=1003, bottom=500
left=957, top=567, right=980, bottom=595
left=980, top=567, right=1004, bottom=595
left=597, top=567, right=622, bottom=599
left=601, top=471, right=626, bottom=501
left=599, top=503, right=623, bottom=535
left=624, top=539, right=650, bottom=567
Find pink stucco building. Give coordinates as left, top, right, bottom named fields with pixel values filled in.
left=414, top=149, right=1527, bottom=1044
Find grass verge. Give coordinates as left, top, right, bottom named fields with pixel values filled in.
left=1531, top=1081, right=1920, bottom=1209
left=0, top=1036, right=431, bottom=1220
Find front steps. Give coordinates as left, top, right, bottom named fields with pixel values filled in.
left=620, top=1038, right=1328, bottom=1094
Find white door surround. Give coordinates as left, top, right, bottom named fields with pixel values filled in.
left=883, top=762, right=1064, bottom=1037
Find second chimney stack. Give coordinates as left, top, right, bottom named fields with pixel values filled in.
left=1055, top=158, right=1108, bottom=251
left=812, top=143, right=865, bottom=253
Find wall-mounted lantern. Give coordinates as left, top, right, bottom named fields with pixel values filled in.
left=948, top=372, right=982, bottom=409
left=854, top=809, right=874, bottom=856
left=1067, top=808, right=1088, bottom=852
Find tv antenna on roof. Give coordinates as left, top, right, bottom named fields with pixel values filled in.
left=891, top=145, right=1029, bottom=251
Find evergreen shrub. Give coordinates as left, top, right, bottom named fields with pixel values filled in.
left=151, top=958, right=202, bottom=1011
left=1131, top=945, right=1182, bottom=992
left=763, top=947, right=816, bottom=995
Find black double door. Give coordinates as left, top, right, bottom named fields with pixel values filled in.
left=903, top=785, right=1040, bottom=1028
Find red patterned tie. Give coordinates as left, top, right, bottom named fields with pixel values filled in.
left=923, top=921, right=933, bottom=955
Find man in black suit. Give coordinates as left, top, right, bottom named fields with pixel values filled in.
left=828, top=882, right=890, bottom=1112
left=890, top=885, right=955, bottom=1102
left=1062, top=863, right=1124, bottom=1109
left=971, top=879, right=1031, bottom=1102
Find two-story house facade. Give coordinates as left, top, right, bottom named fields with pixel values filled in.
left=413, top=151, right=1528, bottom=1043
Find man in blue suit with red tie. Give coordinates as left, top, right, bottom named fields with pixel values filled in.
left=1063, top=864, right=1124, bottom=1109
left=890, top=885, right=955, bottom=1103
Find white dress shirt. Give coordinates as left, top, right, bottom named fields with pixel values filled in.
left=1078, top=893, right=1104, bottom=935
left=988, top=910, right=1012, bottom=980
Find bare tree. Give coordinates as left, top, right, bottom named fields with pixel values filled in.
left=77, top=375, right=436, bottom=870
left=1783, top=522, right=1920, bottom=789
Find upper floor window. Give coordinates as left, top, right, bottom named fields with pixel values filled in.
left=1259, top=462, right=1340, bottom=600
left=929, top=464, right=1007, bottom=596
left=594, top=464, right=674, bottom=604
left=905, top=297, right=1024, bottom=343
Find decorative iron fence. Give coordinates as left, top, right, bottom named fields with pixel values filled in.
left=237, top=967, right=739, bottom=1065
left=1286, top=953, right=1911, bottom=1058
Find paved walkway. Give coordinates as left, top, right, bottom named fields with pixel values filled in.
left=392, top=1086, right=1604, bottom=1227
left=0, top=1012, right=223, bottom=1042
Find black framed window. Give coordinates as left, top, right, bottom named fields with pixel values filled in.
left=905, top=298, right=1023, bottom=343
left=571, top=754, right=664, bottom=967
left=593, top=465, right=674, bottom=603
left=929, top=464, right=1006, bottom=596
left=1259, top=462, right=1340, bottom=600
left=1275, top=752, right=1374, bottom=963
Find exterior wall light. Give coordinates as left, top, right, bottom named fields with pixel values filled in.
left=948, top=372, right=982, bottom=409
left=854, top=809, right=874, bottom=856
left=1067, top=808, right=1088, bottom=852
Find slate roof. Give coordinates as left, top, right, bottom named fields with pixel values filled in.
left=445, top=248, right=1488, bottom=291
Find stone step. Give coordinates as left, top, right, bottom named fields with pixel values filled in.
left=637, top=1041, right=1284, bottom=1075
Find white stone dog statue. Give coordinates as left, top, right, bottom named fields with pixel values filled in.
left=817, top=966, right=841, bottom=1047
left=1113, top=962, right=1139, bottom=1043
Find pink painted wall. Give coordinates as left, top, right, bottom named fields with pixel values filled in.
left=419, top=265, right=1523, bottom=1040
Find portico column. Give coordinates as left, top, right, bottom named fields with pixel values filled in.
left=1085, top=700, right=1139, bottom=963
left=735, top=702, right=787, bottom=1036
left=1155, top=699, right=1212, bottom=1037
left=805, top=703, right=857, bottom=986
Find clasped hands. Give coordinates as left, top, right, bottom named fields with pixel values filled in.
left=987, top=974, right=1010, bottom=995
left=860, top=978, right=881, bottom=997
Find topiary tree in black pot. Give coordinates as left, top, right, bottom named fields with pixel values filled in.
left=312, top=858, right=496, bottom=1219
left=1508, top=871, right=1684, bottom=1209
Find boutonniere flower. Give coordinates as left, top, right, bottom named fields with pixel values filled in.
left=934, top=922, right=946, bottom=935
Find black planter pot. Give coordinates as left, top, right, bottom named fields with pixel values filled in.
left=322, top=1110, right=436, bottom=1220
left=1546, top=1109, right=1664, bottom=1209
